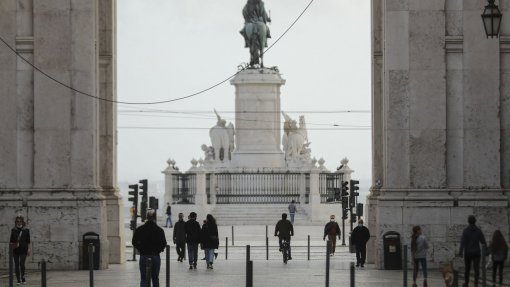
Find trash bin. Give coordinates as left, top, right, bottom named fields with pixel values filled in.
left=383, top=231, right=402, bottom=270
left=82, top=232, right=100, bottom=270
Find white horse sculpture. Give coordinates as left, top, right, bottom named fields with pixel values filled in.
left=209, top=110, right=235, bottom=162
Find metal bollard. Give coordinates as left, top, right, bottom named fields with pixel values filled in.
left=232, top=226, right=235, bottom=246
left=307, top=235, right=310, bottom=261
left=350, top=261, right=355, bottom=287
left=226, top=237, right=228, bottom=260
left=246, top=245, right=251, bottom=287
left=266, top=237, right=269, bottom=260
left=166, top=245, right=170, bottom=287
left=247, top=260, right=253, bottom=287
left=146, top=258, right=153, bottom=287
left=326, top=240, right=331, bottom=287
left=266, top=225, right=268, bottom=239
left=453, top=270, right=459, bottom=287
left=403, top=245, right=408, bottom=287
left=41, top=260, right=47, bottom=287
left=9, top=243, right=13, bottom=287
left=481, top=244, right=486, bottom=287
left=88, top=243, right=94, bottom=287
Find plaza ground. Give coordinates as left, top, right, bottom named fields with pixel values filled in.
left=1, top=224, right=508, bottom=286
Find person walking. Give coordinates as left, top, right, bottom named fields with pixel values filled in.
left=201, top=214, right=219, bottom=269
left=132, top=210, right=167, bottom=287
left=288, top=200, right=297, bottom=224
left=459, top=215, right=486, bottom=287
left=165, top=203, right=172, bottom=228
left=351, top=219, right=370, bottom=268
left=172, top=213, right=186, bottom=262
left=9, top=215, right=31, bottom=285
left=488, top=230, right=508, bottom=286
left=411, top=226, right=429, bottom=287
left=185, top=212, right=201, bottom=269
left=323, top=215, right=341, bottom=256
left=275, top=213, right=294, bottom=260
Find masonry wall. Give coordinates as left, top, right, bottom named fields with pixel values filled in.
left=0, top=0, right=122, bottom=269
left=369, top=0, right=510, bottom=268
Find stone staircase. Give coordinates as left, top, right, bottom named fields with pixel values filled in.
left=211, top=204, right=309, bottom=226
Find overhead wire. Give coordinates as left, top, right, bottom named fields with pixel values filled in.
left=0, top=0, right=315, bottom=105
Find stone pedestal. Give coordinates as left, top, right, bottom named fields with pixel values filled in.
left=230, top=68, right=286, bottom=168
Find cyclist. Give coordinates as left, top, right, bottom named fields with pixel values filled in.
left=275, top=213, right=294, bottom=260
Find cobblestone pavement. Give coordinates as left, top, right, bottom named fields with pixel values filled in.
left=1, top=224, right=508, bottom=286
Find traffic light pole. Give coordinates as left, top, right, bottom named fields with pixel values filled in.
left=350, top=207, right=354, bottom=232
left=342, top=216, right=346, bottom=246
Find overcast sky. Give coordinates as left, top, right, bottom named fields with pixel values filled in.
left=117, top=0, right=372, bottom=184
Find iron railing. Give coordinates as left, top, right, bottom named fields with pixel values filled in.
left=319, top=173, right=343, bottom=203
left=171, top=173, right=196, bottom=204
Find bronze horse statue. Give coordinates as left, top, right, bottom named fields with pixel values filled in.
left=240, top=0, right=271, bottom=68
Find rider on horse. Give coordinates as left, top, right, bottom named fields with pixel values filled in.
left=240, top=0, right=271, bottom=67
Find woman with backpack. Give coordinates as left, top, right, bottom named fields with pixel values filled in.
left=411, top=226, right=429, bottom=287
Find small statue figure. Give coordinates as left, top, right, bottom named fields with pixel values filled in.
left=281, top=111, right=310, bottom=161
left=201, top=144, right=215, bottom=161
left=209, top=110, right=235, bottom=162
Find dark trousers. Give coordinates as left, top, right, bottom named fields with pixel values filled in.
left=175, top=243, right=185, bottom=260
left=492, top=260, right=504, bottom=284
left=187, top=243, right=199, bottom=266
left=355, top=244, right=367, bottom=265
left=278, top=236, right=292, bottom=257
left=413, top=258, right=428, bottom=281
left=13, top=253, right=27, bottom=282
left=139, top=255, right=161, bottom=287
left=327, top=235, right=337, bottom=253
left=464, top=255, right=480, bottom=286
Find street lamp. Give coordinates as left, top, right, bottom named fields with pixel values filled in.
left=481, top=0, right=503, bottom=38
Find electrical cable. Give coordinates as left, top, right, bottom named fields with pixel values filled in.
left=0, top=0, right=315, bottom=105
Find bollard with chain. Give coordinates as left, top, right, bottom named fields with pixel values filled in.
left=226, top=237, right=228, bottom=260
left=403, top=245, right=408, bottom=287
left=307, top=235, right=310, bottom=261
left=41, top=260, right=47, bottom=287
left=246, top=245, right=251, bottom=287
left=453, top=269, right=459, bottom=287
left=266, top=237, right=269, bottom=260
left=146, top=258, right=153, bottom=287
left=481, top=244, right=486, bottom=287
left=247, top=260, right=253, bottom=287
left=88, top=243, right=94, bottom=287
left=350, top=261, right=355, bottom=287
left=166, top=245, right=170, bottom=287
left=9, top=243, right=13, bottom=287
left=326, top=240, right=331, bottom=287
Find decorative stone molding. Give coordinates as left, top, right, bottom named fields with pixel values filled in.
left=445, top=36, right=463, bottom=53
left=501, top=36, right=510, bottom=53
left=15, top=36, right=34, bottom=53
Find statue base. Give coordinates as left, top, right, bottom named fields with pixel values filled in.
left=231, top=151, right=285, bottom=168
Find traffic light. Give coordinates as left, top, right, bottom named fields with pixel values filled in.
left=128, top=184, right=139, bottom=207
left=342, top=196, right=348, bottom=210
left=341, top=181, right=349, bottom=196
left=149, top=196, right=159, bottom=210
left=334, top=188, right=341, bottom=201
left=349, top=179, right=359, bottom=207
left=356, top=203, right=364, bottom=217
left=139, top=179, right=148, bottom=221
left=342, top=207, right=348, bottom=220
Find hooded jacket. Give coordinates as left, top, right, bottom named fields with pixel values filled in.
left=459, top=224, right=486, bottom=257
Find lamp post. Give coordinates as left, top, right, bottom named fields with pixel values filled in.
left=481, top=0, right=503, bottom=38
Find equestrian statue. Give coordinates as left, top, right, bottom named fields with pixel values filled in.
left=240, top=0, right=271, bottom=68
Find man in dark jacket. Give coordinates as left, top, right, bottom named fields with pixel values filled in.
left=132, top=210, right=167, bottom=287
left=459, top=215, right=486, bottom=287
left=185, top=212, right=202, bottom=269
left=351, top=219, right=370, bottom=267
left=172, top=213, right=186, bottom=262
left=275, top=213, right=294, bottom=259
left=323, top=214, right=341, bottom=255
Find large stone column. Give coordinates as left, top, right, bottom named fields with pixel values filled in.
left=230, top=68, right=286, bottom=168
left=0, top=0, right=119, bottom=270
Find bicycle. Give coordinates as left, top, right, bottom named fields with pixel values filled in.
left=281, top=237, right=290, bottom=264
